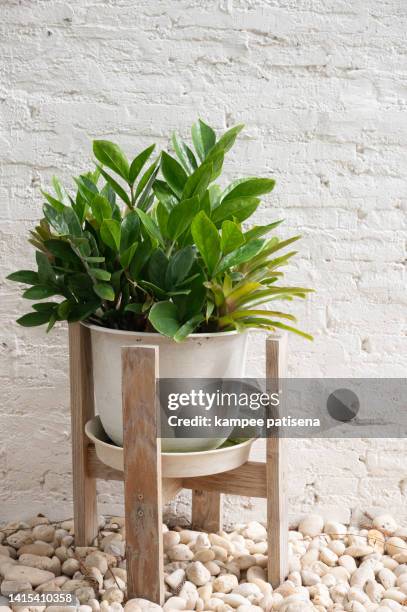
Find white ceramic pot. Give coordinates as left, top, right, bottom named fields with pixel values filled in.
left=84, top=323, right=249, bottom=452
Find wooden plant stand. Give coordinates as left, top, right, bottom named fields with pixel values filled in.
left=69, top=323, right=288, bottom=605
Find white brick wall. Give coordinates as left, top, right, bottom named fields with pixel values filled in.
left=1, top=0, right=406, bottom=526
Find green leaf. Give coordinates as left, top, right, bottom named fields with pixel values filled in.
left=93, top=140, right=129, bottom=181
left=90, top=194, right=112, bottom=225
left=165, top=246, right=195, bottom=288
left=161, top=151, right=188, bottom=198
left=52, top=176, right=70, bottom=205
left=129, top=239, right=153, bottom=280
left=136, top=163, right=159, bottom=211
left=17, top=311, right=51, bottom=327
left=206, top=124, right=244, bottom=162
left=134, top=209, right=163, bottom=245
left=182, top=163, right=213, bottom=201
left=41, top=190, right=65, bottom=212
left=244, top=220, right=284, bottom=241
left=36, top=251, right=56, bottom=285
left=44, top=240, right=80, bottom=264
left=172, top=133, right=198, bottom=174
left=221, top=178, right=275, bottom=203
left=124, top=303, right=143, bottom=314
left=100, top=219, right=121, bottom=251
left=214, top=239, right=265, bottom=275
left=23, top=285, right=58, bottom=300
left=129, top=144, right=155, bottom=184
left=191, top=120, right=216, bottom=161
left=167, top=196, right=200, bottom=241
left=135, top=158, right=160, bottom=199
left=93, top=282, right=115, bottom=301
left=221, top=221, right=245, bottom=255
left=191, top=211, right=221, bottom=276
left=156, top=201, right=170, bottom=238
left=153, top=180, right=179, bottom=210
left=89, top=268, right=111, bottom=281
left=62, top=208, right=82, bottom=237
left=67, top=300, right=101, bottom=322
left=148, top=249, right=168, bottom=289
left=120, top=211, right=140, bottom=252
left=7, top=270, right=39, bottom=285
left=84, top=256, right=105, bottom=263
left=43, top=204, right=69, bottom=235
left=97, top=166, right=131, bottom=207
left=174, top=314, right=204, bottom=342
left=211, top=196, right=260, bottom=226
left=33, top=302, right=58, bottom=313
left=119, top=242, right=138, bottom=269
left=148, top=301, right=180, bottom=337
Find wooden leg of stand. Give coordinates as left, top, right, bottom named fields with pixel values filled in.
left=122, top=346, right=164, bottom=605
left=69, top=323, right=98, bottom=546
left=266, top=337, right=288, bottom=587
left=192, top=490, right=222, bottom=532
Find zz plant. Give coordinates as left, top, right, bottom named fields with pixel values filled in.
left=8, top=121, right=313, bottom=341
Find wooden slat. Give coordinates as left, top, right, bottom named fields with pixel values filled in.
left=192, top=490, right=222, bottom=532
left=266, top=336, right=288, bottom=587
left=122, top=346, right=164, bottom=605
left=87, top=446, right=123, bottom=481
left=69, top=323, right=98, bottom=546
left=183, top=461, right=267, bottom=497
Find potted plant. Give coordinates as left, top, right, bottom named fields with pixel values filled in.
left=8, top=120, right=312, bottom=451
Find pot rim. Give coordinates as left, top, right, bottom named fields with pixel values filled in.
left=81, top=320, right=244, bottom=339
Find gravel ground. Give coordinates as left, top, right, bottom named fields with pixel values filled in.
left=0, top=513, right=406, bottom=611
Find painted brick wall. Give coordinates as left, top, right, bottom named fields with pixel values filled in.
left=1, top=0, right=406, bottom=526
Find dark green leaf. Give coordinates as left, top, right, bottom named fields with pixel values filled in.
left=214, top=239, right=265, bottom=275
left=165, top=246, right=195, bottom=288
left=43, top=204, right=69, bottom=235
left=211, top=196, right=260, bottom=226
left=153, top=180, right=179, bottom=210
left=62, top=208, right=82, bottom=237
left=100, top=219, right=121, bottom=251
left=67, top=300, right=101, bottom=322
left=167, top=196, right=200, bottom=241
left=32, top=302, right=59, bottom=313
left=90, top=194, right=112, bottom=225
left=124, top=303, right=143, bottom=314
left=44, top=240, right=80, bottom=264
left=148, top=249, right=168, bottom=289
left=182, top=163, right=213, bottom=201
left=191, top=211, right=221, bottom=276
left=172, top=133, right=198, bottom=174
left=148, top=301, right=180, bottom=337
left=156, top=201, right=170, bottom=238
left=93, top=140, right=129, bottom=181
left=191, top=120, right=216, bottom=161
left=135, top=158, right=160, bottom=199
left=129, top=144, right=155, bottom=184
left=120, top=211, right=140, bottom=252
left=23, top=285, right=58, bottom=300
left=7, top=270, right=39, bottom=285
left=119, top=242, right=138, bottom=269
left=36, top=251, right=56, bottom=285
left=93, top=282, right=115, bottom=301
left=134, top=209, right=163, bottom=245
left=128, top=239, right=153, bottom=280
left=161, top=152, right=188, bottom=198
left=17, top=311, right=50, bottom=327
left=97, top=166, right=131, bottom=208
left=221, top=220, right=245, bottom=255
left=41, top=190, right=65, bottom=212
left=136, top=163, right=159, bottom=211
